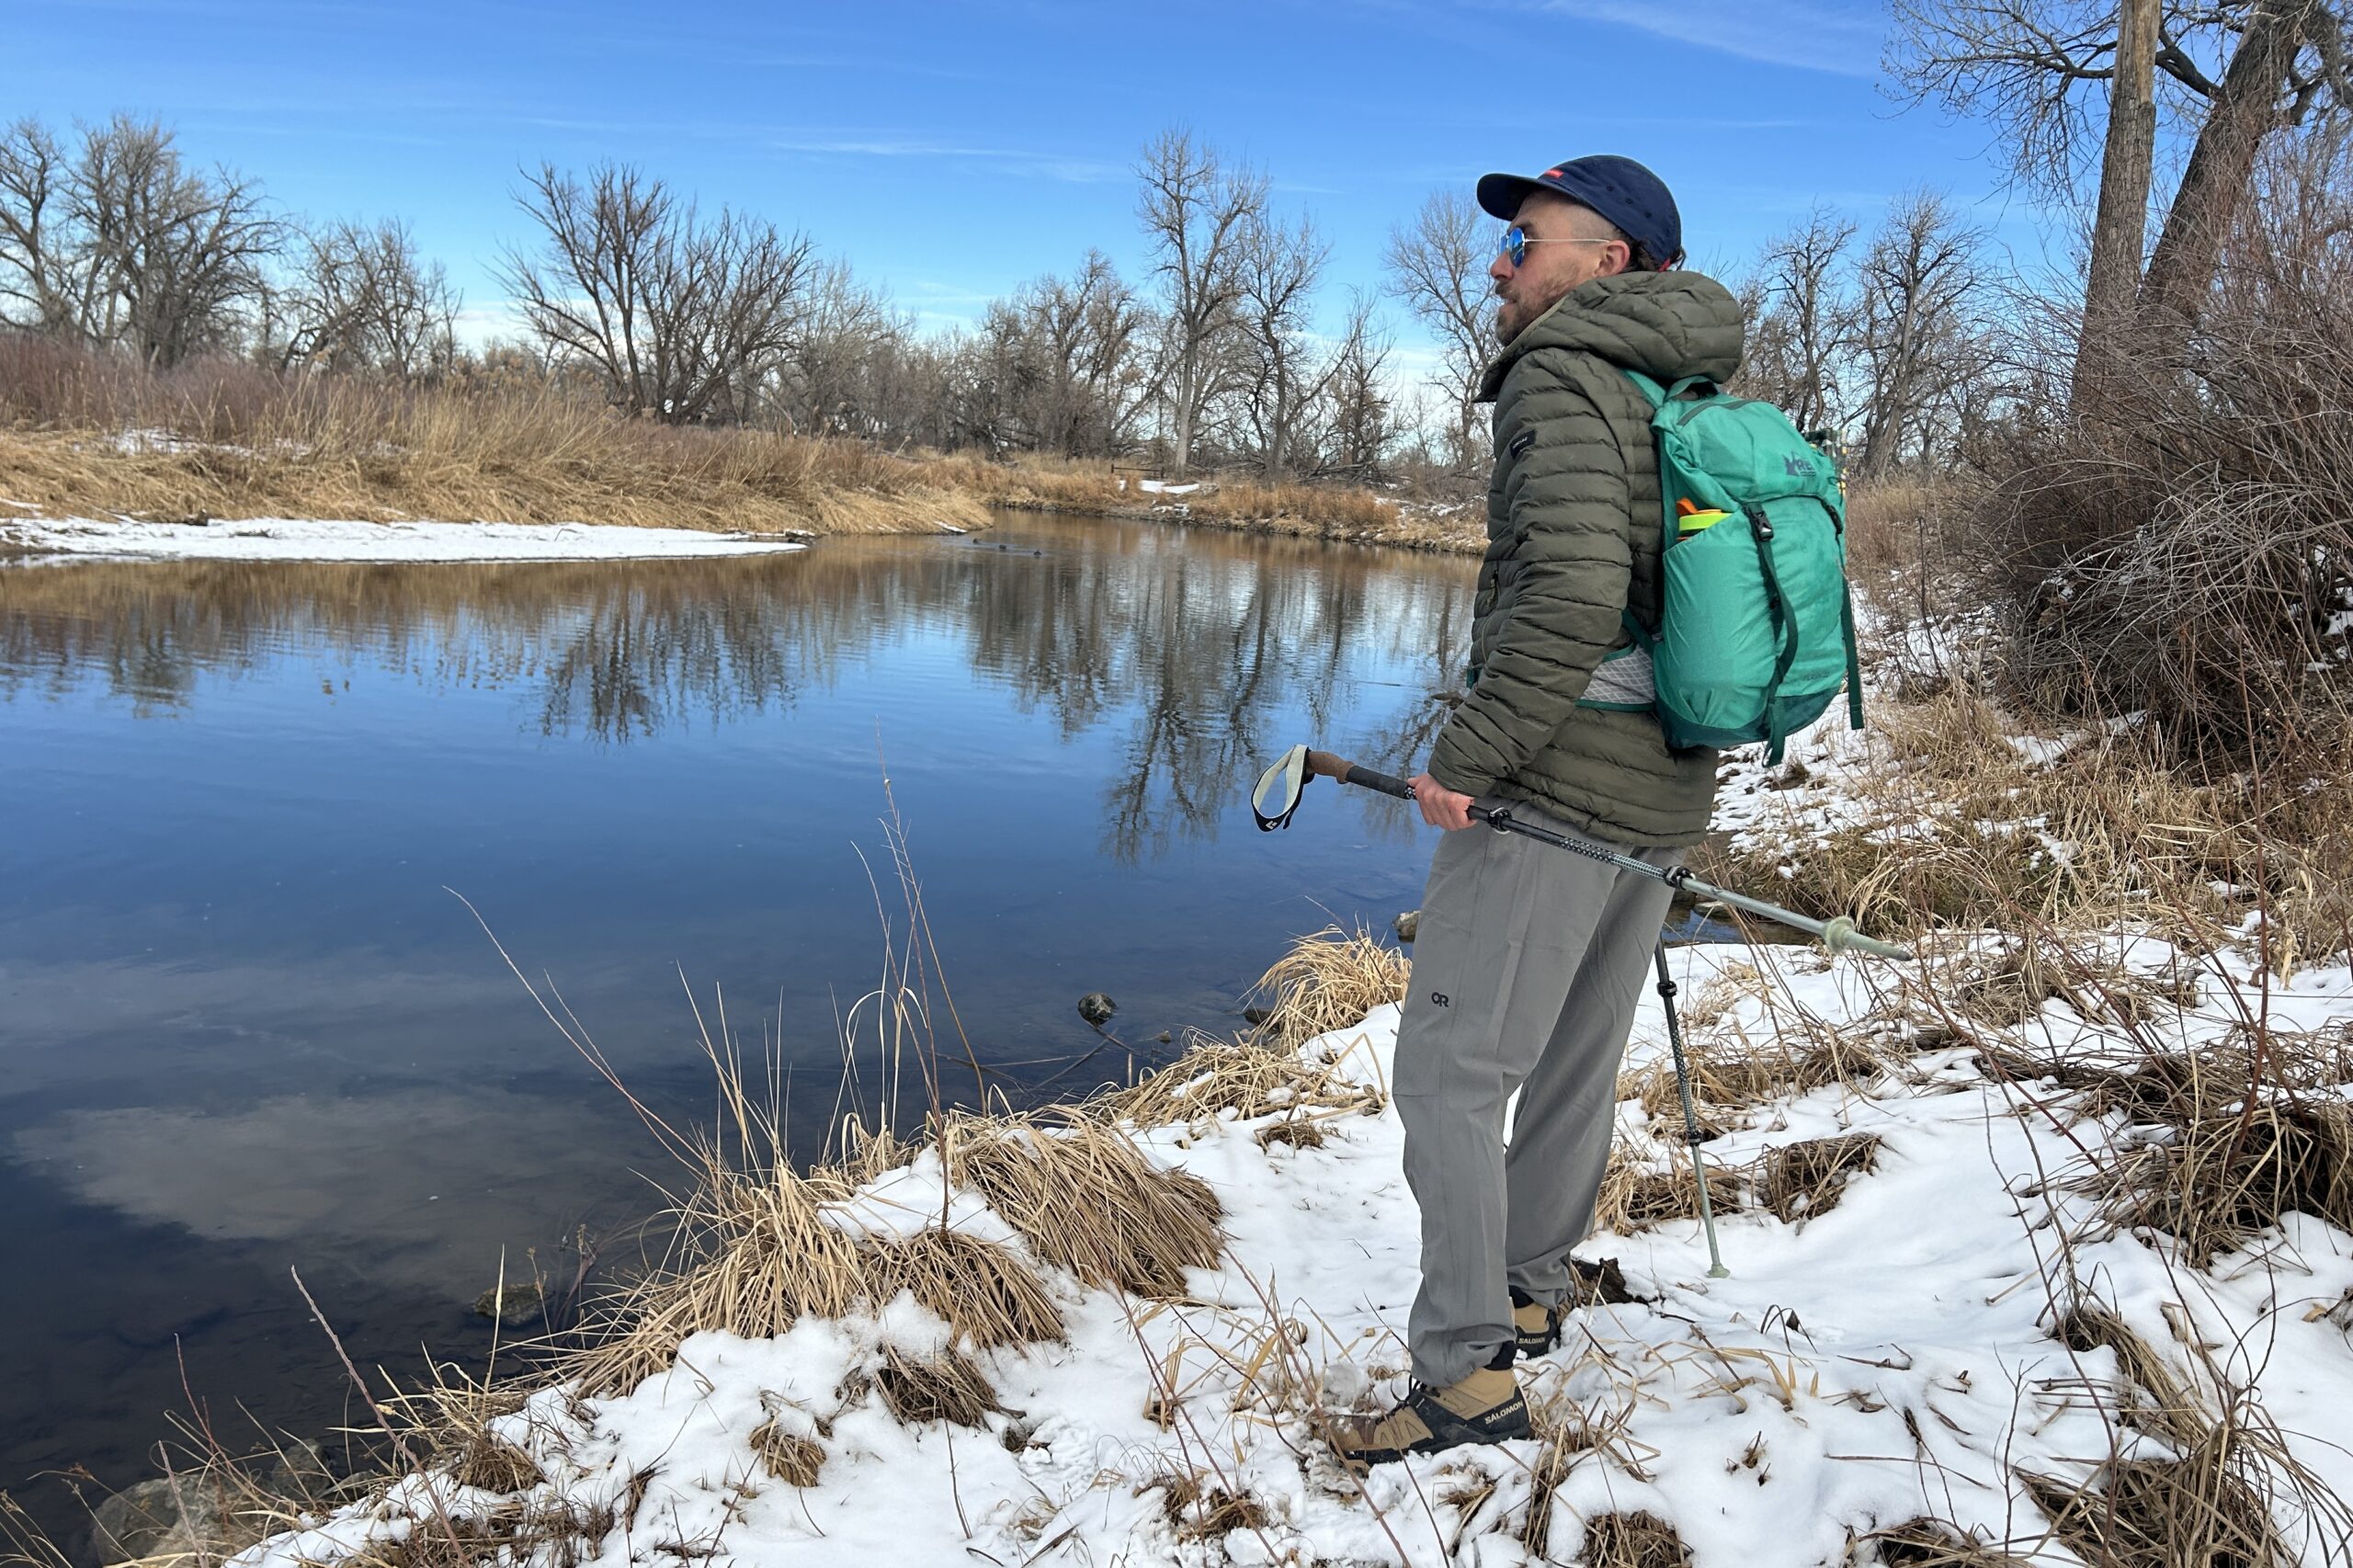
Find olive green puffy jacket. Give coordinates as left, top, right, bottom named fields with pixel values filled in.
left=1426, top=268, right=1745, bottom=847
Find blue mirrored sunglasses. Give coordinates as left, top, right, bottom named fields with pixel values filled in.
left=1496, top=225, right=1616, bottom=268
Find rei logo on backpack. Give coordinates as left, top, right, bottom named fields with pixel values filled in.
left=1582, top=370, right=1864, bottom=763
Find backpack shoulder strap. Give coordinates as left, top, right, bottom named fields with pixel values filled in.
left=1621, top=369, right=1667, bottom=410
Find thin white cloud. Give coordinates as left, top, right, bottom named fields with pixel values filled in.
left=1523, top=0, right=1883, bottom=77
left=766, top=137, right=1127, bottom=184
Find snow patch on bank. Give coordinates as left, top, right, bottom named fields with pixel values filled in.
left=232, top=937, right=2353, bottom=1568
left=1, top=516, right=813, bottom=564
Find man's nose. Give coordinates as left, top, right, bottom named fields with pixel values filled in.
left=1487, top=251, right=1513, bottom=283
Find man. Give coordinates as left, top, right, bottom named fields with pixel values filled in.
left=1336, top=155, right=1744, bottom=1465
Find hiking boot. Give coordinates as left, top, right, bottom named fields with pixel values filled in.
left=1511, top=1286, right=1562, bottom=1358
left=1330, top=1362, right=1530, bottom=1469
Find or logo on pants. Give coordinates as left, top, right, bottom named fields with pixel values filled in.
left=1429, top=992, right=1450, bottom=1008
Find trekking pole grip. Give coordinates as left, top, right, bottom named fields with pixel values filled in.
left=1304, top=749, right=1415, bottom=802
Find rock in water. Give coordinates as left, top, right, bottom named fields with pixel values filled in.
left=92, top=1478, right=240, bottom=1564
left=473, top=1279, right=546, bottom=1326
left=1393, top=910, right=1420, bottom=943
left=1077, top=993, right=1117, bottom=1027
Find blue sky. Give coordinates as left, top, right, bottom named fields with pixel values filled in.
left=7, top=0, right=2048, bottom=348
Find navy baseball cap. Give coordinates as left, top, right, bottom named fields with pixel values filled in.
left=1476, top=155, right=1683, bottom=268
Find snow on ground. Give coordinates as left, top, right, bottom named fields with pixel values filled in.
left=234, top=937, right=2353, bottom=1568
left=0, top=515, right=814, bottom=563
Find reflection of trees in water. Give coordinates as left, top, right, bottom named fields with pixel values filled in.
left=0, top=521, right=1473, bottom=854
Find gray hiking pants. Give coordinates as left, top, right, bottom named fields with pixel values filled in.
left=1392, top=798, right=1680, bottom=1387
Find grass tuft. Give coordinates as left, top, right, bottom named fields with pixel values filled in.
left=2018, top=1442, right=2288, bottom=1568
left=947, top=1112, right=1222, bottom=1298
left=1849, top=1517, right=2030, bottom=1566
left=1147, top=1473, right=1271, bottom=1542
left=1239, top=925, right=1410, bottom=1052
left=2048, top=1046, right=2353, bottom=1266
left=747, top=1417, right=824, bottom=1487
left=869, top=1227, right=1065, bottom=1348
left=862, top=1346, right=1002, bottom=1428
left=566, top=1159, right=866, bottom=1398
left=1760, top=1134, right=1883, bottom=1224
left=1579, top=1511, right=1693, bottom=1568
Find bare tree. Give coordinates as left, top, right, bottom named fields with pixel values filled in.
left=498, top=161, right=815, bottom=423
left=1003, top=250, right=1152, bottom=458
left=0, top=115, right=279, bottom=363
left=1135, top=129, right=1266, bottom=476
left=2141, top=0, right=2345, bottom=322
left=1736, top=207, right=1858, bottom=432
left=0, top=119, right=74, bottom=335
left=2078, top=0, right=2162, bottom=394
left=779, top=259, right=894, bottom=434
left=1232, top=210, right=1330, bottom=479
left=274, top=218, right=459, bottom=377
left=1889, top=0, right=2352, bottom=340
left=1312, top=290, right=1395, bottom=480
left=1063, top=251, right=1154, bottom=456
left=1382, top=190, right=1493, bottom=469
left=1851, top=192, right=1992, bottom=477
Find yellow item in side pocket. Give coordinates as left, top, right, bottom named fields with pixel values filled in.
left=1676, top=508, right=1731, bottom=535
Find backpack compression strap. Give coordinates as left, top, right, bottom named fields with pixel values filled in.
left=1745, top=505, right=1803, bottom=765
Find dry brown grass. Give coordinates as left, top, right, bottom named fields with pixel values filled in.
left=567, top=1158, right=867, bottom=1398
left=2053, top=1303, right=2205, bottom=1450
left=2018, top=1440, right=2290, bottom=1568
left=945, top=1112, right=1222, bottom=1298
left=2063, top=1045, right=2353, bottom=1266
left=2017, top=1278, right=2351, bottom=1568
left=868, top=1226, right=1065, bottom=1348
left=1596, top=1129, right=1884, bottom=1236
left=1599, top=1156, right=1746, bottom=1236
left=1696, top=683, right=2353, bottom=970
left=927, top=452, right=1483, bottom=551
left=746, top=1418, right=824, bottom=1487
left=1102, top=1028, right=1386, bottom=1133
left=0, top=348, right=1476, bottom=551
left=1578, top=1511, right=1693, bottom=1568
left=862, top=1346, right=1002, bottom=1427
left=0, top=332, right=1454, bottom=548
left=1094, top=924, right=1399, bottom=1143
left=1239, top=924, right=1412, bottom=1053
left=1146, top=1472, right=1271, bottom=1541
left=1618, top=1028, right=1891, bottom=1139
left=1843, top=478, right=1968, bottom=619
left=0, top=405, right=993, bottom=538
left=1849, top=1517, right=2030, bottom=1566
left=1760, top=1134, right=1883, bottom=1224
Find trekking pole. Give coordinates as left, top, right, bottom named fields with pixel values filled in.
left=1654, top=938, right=1730, bottom=1278
left=1251, top=744, right=1915, bottom=962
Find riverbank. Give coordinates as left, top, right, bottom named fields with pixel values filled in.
left=70, top=920, right=2353, bottom=1568
left=0, top=415, right=1483, bottom=560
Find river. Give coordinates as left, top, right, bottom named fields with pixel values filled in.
left=0, top=511, right=1473, bottom=1543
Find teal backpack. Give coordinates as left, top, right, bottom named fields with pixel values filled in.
left=1583, top=371, right=1863, bottom=763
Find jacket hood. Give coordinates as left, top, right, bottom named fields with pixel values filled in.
left=1477, top=269, right=1744, bottom=400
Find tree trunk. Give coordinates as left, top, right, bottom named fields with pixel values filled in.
left=2140, top=0, right=2312, bottom=328
left=2073, top=0, right=2161, bottom=406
